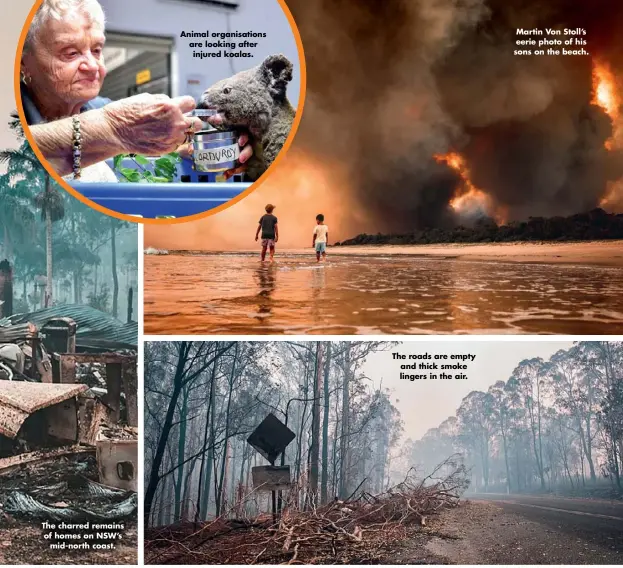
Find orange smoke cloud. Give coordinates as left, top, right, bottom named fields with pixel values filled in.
left=144, top=151, right=369, bottom=250
left=434, top=152, right=507, bottom=225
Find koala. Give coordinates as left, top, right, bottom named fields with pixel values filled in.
left=197, top=54, right=295, bottom=180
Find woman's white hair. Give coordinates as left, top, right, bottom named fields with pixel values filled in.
left=25, top=0, right=106, bottom=51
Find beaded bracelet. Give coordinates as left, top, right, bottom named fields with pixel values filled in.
left=72, top=115, right=82, bottom=180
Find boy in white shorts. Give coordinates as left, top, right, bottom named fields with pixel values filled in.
left=312, top=214, right=329, bottom=262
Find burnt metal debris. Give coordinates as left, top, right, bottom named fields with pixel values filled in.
left=0, top=304, right=138, bottom=351
left=5, top=490, right=138, bottom=522
left=0, top=303, right=138, bottom=525
left=0, top=382, right=88, bottom=439
left=2, top=456, right=138, bottom=523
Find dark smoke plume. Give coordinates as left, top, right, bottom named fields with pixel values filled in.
left=285, top=0, right=623, bottom=231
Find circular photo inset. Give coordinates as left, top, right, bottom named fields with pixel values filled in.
left=15, top=0, right=306, bottom=222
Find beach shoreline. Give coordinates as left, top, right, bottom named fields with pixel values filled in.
left=148, top=240, right=623, bottom=268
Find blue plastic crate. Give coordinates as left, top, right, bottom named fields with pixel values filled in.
left=69, top=157, right=250, bottom=218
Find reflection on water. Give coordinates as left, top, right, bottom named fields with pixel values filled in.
left=144, top=252, right=623, bottom=335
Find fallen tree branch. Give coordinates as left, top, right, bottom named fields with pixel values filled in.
left=145, top=455, right=469, bottom=564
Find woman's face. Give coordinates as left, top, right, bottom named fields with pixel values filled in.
left=22, top=12, right=107, bottom=110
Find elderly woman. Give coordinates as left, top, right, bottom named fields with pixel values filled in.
left=21, top=0, right=251, bottom=182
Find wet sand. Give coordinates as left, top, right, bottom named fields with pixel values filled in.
left=282, top=241, right=623, bottom=267
left=144, top=241, right=623, bottom=335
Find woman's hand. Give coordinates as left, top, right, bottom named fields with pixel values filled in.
left=103, top=94, right=203, bottom=156
left=206, top=116, right=254, bottom=179
left=224, top=132, right=253, bottom=180
left=176, top=131, right=254, bottom=180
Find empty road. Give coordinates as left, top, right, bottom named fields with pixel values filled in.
left=393, top=493, right=623, bottom=564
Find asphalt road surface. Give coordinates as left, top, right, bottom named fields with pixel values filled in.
left=393, top=493, right=623, bottom=564
left=472, top=492, right=623, bottom=538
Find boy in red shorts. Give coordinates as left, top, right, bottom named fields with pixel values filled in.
left=255, top=204, right=279, bottom=262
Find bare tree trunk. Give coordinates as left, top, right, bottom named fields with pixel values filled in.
left=500, top=413, right=512, bottom=493
left=111, top=221, right=119, bottom=318
left=309, top=343, right=323, bottom=507
left=196, top=362, right=217, bottom=523
left=331, top=385, right=341, bottom=499
left=339, top=348, right=351, bottom=499
left=203, top=382, right=218, bottom=520
left=73, top=271, right=80, bottom=303
left=321, top=342, right=332, bottom=504
left=237, top=444, right=248, bottom=516
left=536, top=379, right=545, bottom=489
left=181, top=457, right=197, bottom=521
left=174, top=386, right=189, bottom=521
left=295, top=357, right=311, bottom=487
left=216, top=344, right=238, bottom=516
left=44, top=186, right=53, bottom=307
left=218, top=439, right=230, bottom=515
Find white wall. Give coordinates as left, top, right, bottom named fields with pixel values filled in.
left=99, top=0, right=300, bottom=106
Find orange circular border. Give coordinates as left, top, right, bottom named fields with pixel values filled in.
left=14, top=0, right=307, bottom=225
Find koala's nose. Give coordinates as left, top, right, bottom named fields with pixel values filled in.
left=196, top=93, right=208, bottom=109
left=196, top=91, right=214, bottom=109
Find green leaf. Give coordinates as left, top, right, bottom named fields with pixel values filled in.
left=152, top=176, right=171, bottom=183
left=113, top=154, right=127, bottom=171
left=154, top=167, right=173, bottom=182
left=133, top=154, right=150, bottom=166
left=154, top=157, right=171, bottom=166
left=119, top=167, right=135, bottom=178
left=119, top=168, right=141, bottom=183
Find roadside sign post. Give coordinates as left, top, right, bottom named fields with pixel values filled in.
left=247, top=413, right=295, bottom=523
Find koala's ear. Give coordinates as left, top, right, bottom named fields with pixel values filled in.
left=260, top=54, right=293, bottom=101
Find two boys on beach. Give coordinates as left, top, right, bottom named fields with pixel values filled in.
left=255, top=205, right=329, bottom=262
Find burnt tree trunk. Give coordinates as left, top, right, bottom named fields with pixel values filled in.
left=320, top=342, right=332, bottom=504
left=339, top=348, right=351, bottom=499
left=196, top=361, right=218, bottom=523
left=309, top=343, right=324, bottom=507
left=215, top=343, right=238, bottom=516
left=111, top=221, right=119, bottom=318
left=0, top=260, right=13, bottom=318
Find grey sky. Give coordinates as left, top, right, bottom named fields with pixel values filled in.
left=363, top=340, right=574, bottom=441
left=0, top=3, right=31, bottom=170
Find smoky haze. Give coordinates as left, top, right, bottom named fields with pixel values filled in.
left=145, top=0, right=623, bottom=250
left=363, top=340, right=573, bottom=442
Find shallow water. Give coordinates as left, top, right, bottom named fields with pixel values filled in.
left=144, top=252, right=623, bottom=335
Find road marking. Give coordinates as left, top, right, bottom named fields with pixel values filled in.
left=480, top=500, right=623, bottom=522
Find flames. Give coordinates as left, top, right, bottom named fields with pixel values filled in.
left=592, top=59, right=623, bottom=209
left=592, top=59, right=621, bottom=150
left=592, top=61, right=619, bottom=119
left=434, top=152, right=507, bottom=225
left=433, top=59, right=623, bottom=221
